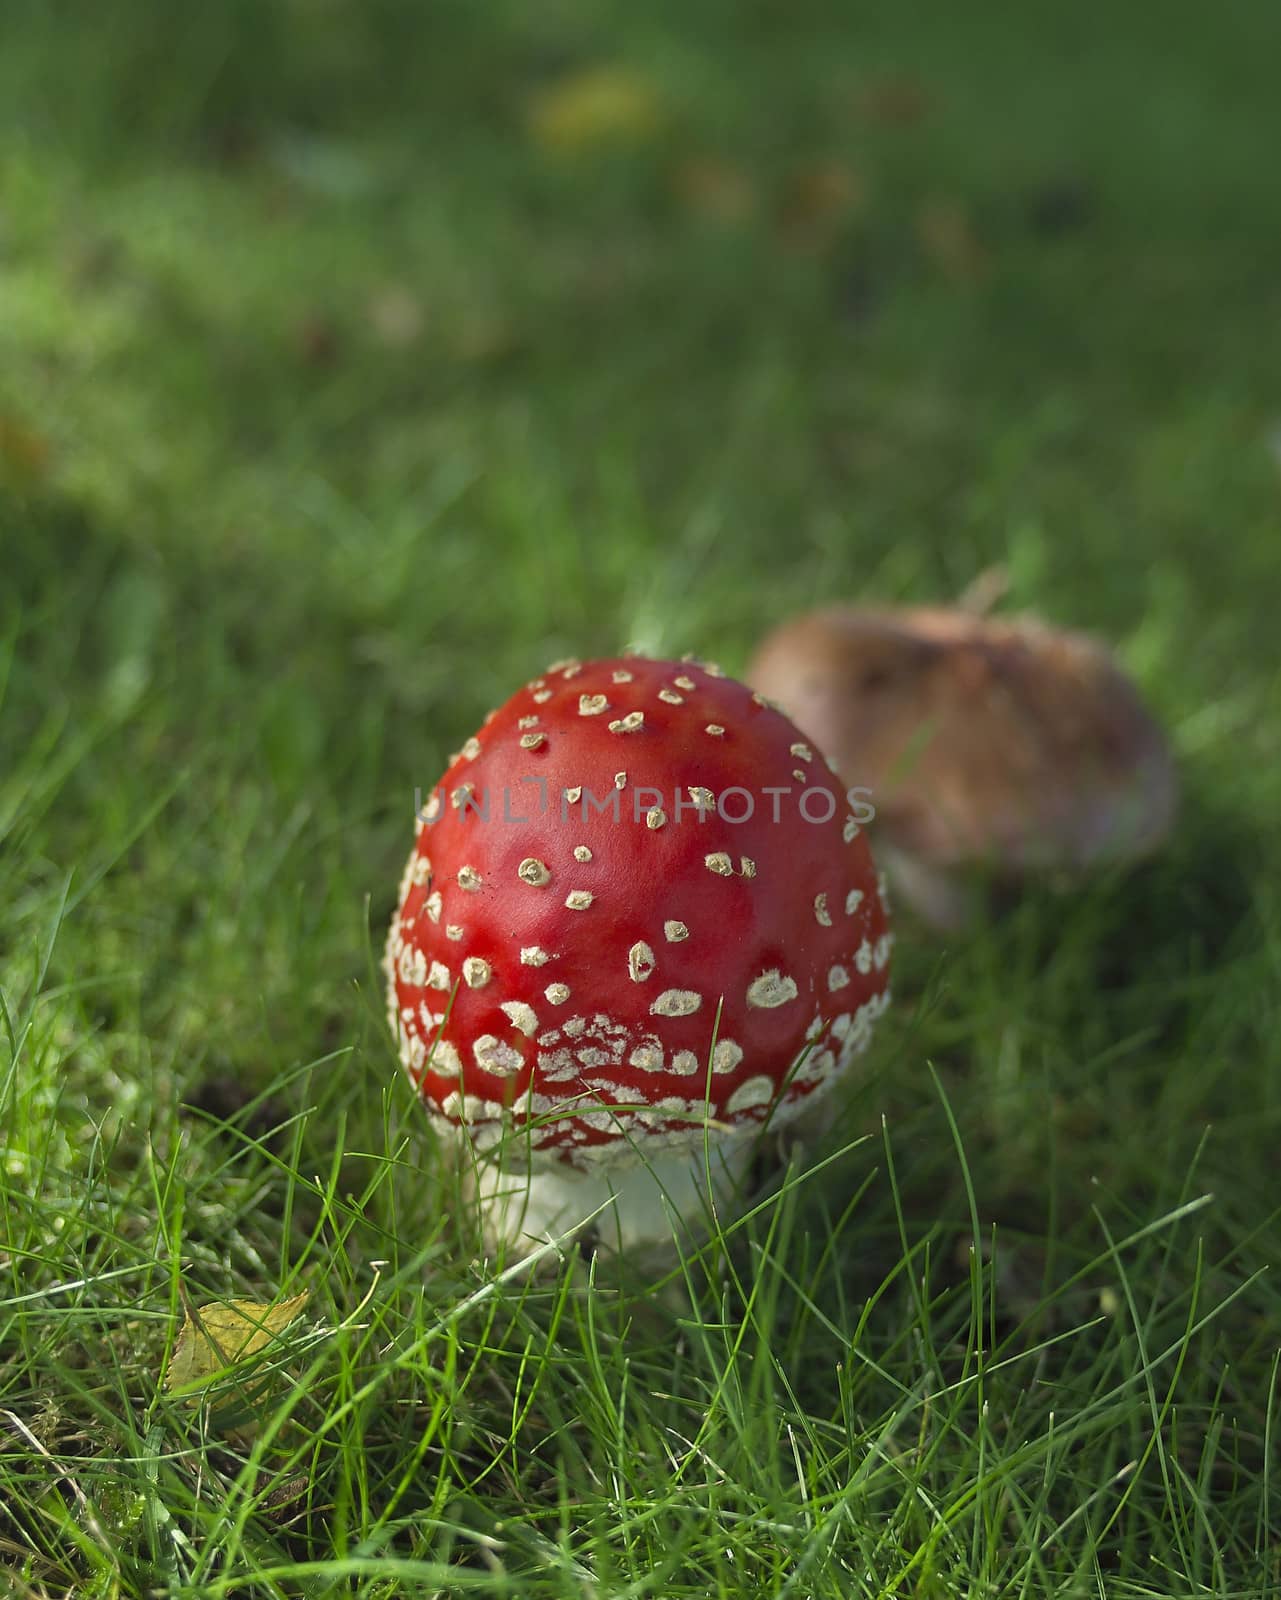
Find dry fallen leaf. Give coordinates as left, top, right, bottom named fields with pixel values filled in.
left=0, top=412, right=52, bottom=486
left=776, top=161, right=866, bottom=248
left=294, top=316, right=340, bottom=368
left=917, top=197, right=986, bottom=280
left=260, top=1472, right=310, bottom=1520
left=165, top=1290, right=309, bottom=1394
left=527, top=66, right=663, bottom=155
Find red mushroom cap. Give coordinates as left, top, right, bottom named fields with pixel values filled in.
left=385, top=655, right=891, bottom=1170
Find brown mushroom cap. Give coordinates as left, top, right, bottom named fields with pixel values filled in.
left=746, top=606, right=1177, bottom=920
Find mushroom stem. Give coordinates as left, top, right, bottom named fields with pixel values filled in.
left=465, top=1140, right=757, bottom=1258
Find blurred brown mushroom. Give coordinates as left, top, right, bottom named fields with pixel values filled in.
left=746, top=605, right=1178, bottom=929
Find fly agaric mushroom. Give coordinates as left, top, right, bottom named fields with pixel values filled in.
left=746, top=606, right=1177, bottom=929
left=385, top=654, right=891, bottom=1253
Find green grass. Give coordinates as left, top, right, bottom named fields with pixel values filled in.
left=2, top=0, right=1280, bottom=1593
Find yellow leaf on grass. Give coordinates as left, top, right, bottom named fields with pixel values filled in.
left=165, top=1291, right=309, bottom=1394
left=527, top=67, right=662, bottom=155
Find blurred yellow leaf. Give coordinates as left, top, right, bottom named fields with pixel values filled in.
left=165, top=1290, right=309, bottom=1394
left=527, top=66, right=662, bottom=155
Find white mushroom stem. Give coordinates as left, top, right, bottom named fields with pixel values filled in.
left=464, top=1137, right=758, bottom=1257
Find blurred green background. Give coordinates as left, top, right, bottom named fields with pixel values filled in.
left=4, top=0, right=1279, bottom=1042
left=2, top=1, right=1280, bottom=1589
left=4, top=0, right=1279, bottom=656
